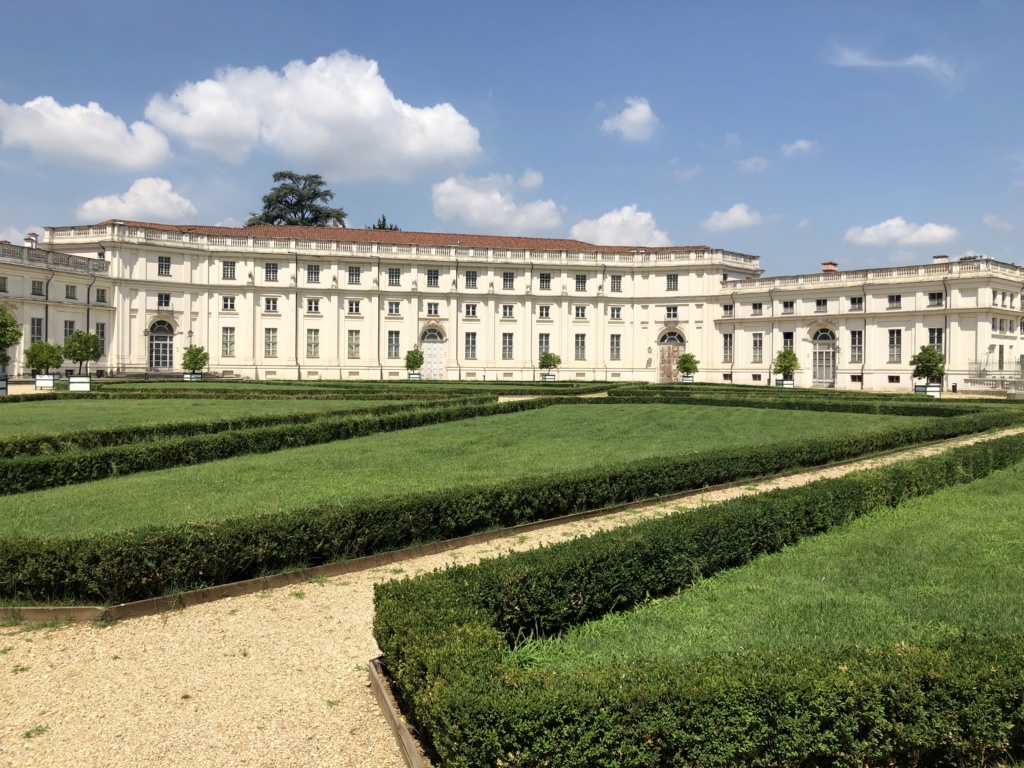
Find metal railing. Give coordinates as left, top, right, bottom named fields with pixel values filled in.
left=0, top=242, right=109, bottom=274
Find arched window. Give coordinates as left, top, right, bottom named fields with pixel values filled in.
left=659, top=331, right=685, bottom=345
left=812, top=328, right=836, bottom=342
left=148, top=321, right=175, bottom=369
left=150, top=321, right=174, bottom=335
left=420, top=328, right=444, bottom=342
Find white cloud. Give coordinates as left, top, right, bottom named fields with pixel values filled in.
left=76, top=178, right=198, bottom=222
left=724, top=133, right=742, bottom=149
left=701, top=203, right=781, bottom=232
left=0, top=96, right=170, bottom=170
left=983, top=214, right=1013, bottom=232
left=214, top=216, right=241, bottom=228
left=431, top=173, right=562, bottom=234
left=829, top=46, right=955, bottom=79
left=798, top=218, right=811, bottom=229
left=0, top=225, right=42, bottom=245
left=518, top=169, right=544, bottom=189
left=844, top=216, right=959, bottom=246
left=735, top=156, right=768, bottom=173
left=570, top=205, right=671, bottom=247
left=145, top=51, right=481, bottom=181
left=674, top=164, right=701, bottom=182
left=600, top=97, right=659, bottom=141
left=781, top=139, right=817, bottom=156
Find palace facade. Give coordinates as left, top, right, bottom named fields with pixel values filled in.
left=0, top=219, right=1022, bottom=392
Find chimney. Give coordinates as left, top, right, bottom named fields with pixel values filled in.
left=821, top=260, right=838, bottom=273
left=933, top=254, right=948, bottom=264
left=23, top=232, right=38, bottom=249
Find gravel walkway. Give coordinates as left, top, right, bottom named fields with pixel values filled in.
left=2, top=425, right=1022, bottom=768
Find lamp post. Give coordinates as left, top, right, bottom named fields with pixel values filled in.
left=142, top=327, right=150, bottom=379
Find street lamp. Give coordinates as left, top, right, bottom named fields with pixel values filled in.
left=187, top=329, right=193, bottom=344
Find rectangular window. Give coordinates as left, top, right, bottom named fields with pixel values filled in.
left=348, top=266, right=361, bottom=285
left=30, top=318, right=42, bottom=343
left=610, top=274, right=622, bottom=292
left=539, top=273, right=552, bottom=291
left=222, top=327, right=235, bottom=357
left=464, top=303, right=477, bottom=317
left=850, top=296, right=864, bottom=311
left=575, top=305, right=586, bottom=319
left=538, top=305, right=550, bottom=319
left=465, top=270, right=477, bottom=289
left=348, top=299, right=360, bottom=314
left=723, top=304, right=734, bottom=318
left=575, top=274, right=586, bottom=292
left=307, top=298, right=320, bottom=313
left=782, top=300, right=794, bottom=314
left=610, top=334, right=621, bottom=361
left=504, top=272, right=515, bottom=290
left=502, top=332, right=514, bottom=360
left=388, top=301, right=401, bottom=315
left=465, top=331, right=477, bottom=360
left=850, top=330, right=863, bottom=363
left=65, top=285, right=77, bottom=300
left=306, top=328, right=320, bottom=359
left=265, top=263, right=278, bottom=282
left=574, top=333, right=586, bottom=360
left=388, top=267, right=401, bottom=287
left=264, top=328, right=278, bottom=358
left=426, top=269, right=439, bottom=288
left=751, top=302, right=762, bottom=316
left=222, top=296, right=235, bottom=311
left=0, top=276, right=6, bottom=292
left=851, top=374, right=863, bottom=383
left=665, top=306, right=678, bottom=320
left=63, top=320, right=75, bottom=341
left=347, top=329, right=360, bottom=359
left=610, top=306, right=622, bottom=320
left=307, top=264, right=320, bottom=284
left=888, top=294, right=901, bottom=309
left=31, top=280, right=44, bottom=297
left=888, top=375, right=901, bottom=384
left=929, top=292, right=944, bottom=307
left=95, top=322, right=106, bottom=355
left=95, top=288, right=107, bottom=303
left=538, top=333, right=550, bottom=356
left=888, top=329, right=902, bottom=363
left=387, top=330, right=400, bottom=358
left=427, top=302, right=439, bottom=316
left=723, top=333, right=734, bottom=363
left=157, top=292, right=170, bottom=308
left=666, top=274, right=679, bottom=291
left=264, top=297, right=277, bottom=312
left=929, top=327, right=944, bottom=351
left=783, top=331, right=794, bottom=351
left=815, top=298, right=827, bottom=313
left=158, top=256, right=171, bottom=276
left=502, top=304, right=513, bottom=318
left=752, top=332, right=763, bottom=363
left=222, top=261, right=236, bottom=280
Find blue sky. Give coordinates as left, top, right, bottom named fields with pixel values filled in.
left=1, top=0, right=1021, bottom=275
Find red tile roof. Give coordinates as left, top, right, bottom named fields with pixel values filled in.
left=93, top=219, right=719, bottom=254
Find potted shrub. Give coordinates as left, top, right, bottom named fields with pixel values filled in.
left=910, top=345, right=944, bottom=398
left=538, top=351, right=561, bottom=381
left=675, top=352, right=699, bottom=383
left=772, top=348, right=800, bottom=388
left=182, top=344, right=210, bottom=381
left=405, top=348, right=424, bottom=380
left=0, top=304, right=22, bottom=397
left=63, top=330, right=102, bottom=391
left=25, top=341, right=64, bottom=389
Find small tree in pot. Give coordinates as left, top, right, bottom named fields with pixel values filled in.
left=675, top=352, right=699, bottom=383
left=63, top=330, right=103, bottom=391
left=538, top=351, right=561, bottom=381
left=182, top=344, right=210, bottom=381
left=772, top=348, right=800, bottom=387
left=0, top=304, right=21, bottom=376
left=910, top=345, right=945, bottom=397
left=405, top=348, right=424, bottom=380
left=25, top=341, right=64, bottom=389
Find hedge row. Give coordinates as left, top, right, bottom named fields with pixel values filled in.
left=0, top=397, right=558, bottom=495
left=372, top=431, right=1024, bottom=767
left=1, top=389, right=486, bottom=403
left=1, top=407, right=1019, bottom=604
left=0, top=399, right=489, bottom=459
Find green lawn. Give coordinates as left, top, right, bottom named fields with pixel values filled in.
left=0, top=398, right=398, bottom=436
left=0, top=404, right=917, bottom=538
left=512, top=460, right=1024, bottom=671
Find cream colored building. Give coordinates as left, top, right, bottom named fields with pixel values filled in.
left=0, top=219, right=1021, bottom=392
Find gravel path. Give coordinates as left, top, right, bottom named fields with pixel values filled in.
left=2, top=425, right=1021, bottom=768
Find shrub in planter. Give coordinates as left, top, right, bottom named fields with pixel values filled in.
left=675, top=352, right=699, bottom=382
left=538, top=352, right=561, bottom=381
left=772, top=347, right=800, bottom=386
left=911, top=345, right=945, bottom=397
left=0, top=303, right=22, bottom=375
left=182, top=344, right=209, bottom=381
left=25, top=341, right=64, bottom=388
left=405, top=348, right=424, bottom=380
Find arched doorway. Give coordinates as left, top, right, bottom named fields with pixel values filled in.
left=148, top=321, right=175, bottom=370
left=811, top=328, right=836, bottom=387
left=419, top=328, right=446, bottom=380
left=659, top=331, right=686, bottom=382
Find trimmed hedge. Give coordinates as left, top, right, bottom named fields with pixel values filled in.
left=372, top=431, right=1024, bottom=768
left=0, top=397, right=558, bottom=495
left=1, top=407, right=1020, bottom=604
left=1, top=389, right=479, bottom=403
